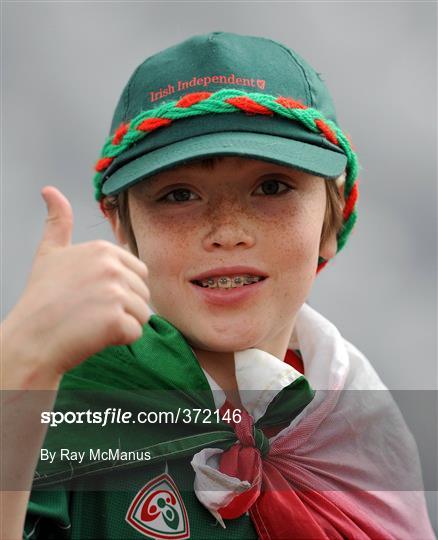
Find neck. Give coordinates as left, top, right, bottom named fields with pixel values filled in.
left=192, top=318, right=296, bottom=407
left=193, top=348, right=242, bottom=407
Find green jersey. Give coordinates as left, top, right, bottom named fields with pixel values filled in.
left=25, top=459, right=258, bottom=539
left=24, top=315, right=312, bottom=540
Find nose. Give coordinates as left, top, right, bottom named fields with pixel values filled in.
left=202, top=208, right=256, bottom=252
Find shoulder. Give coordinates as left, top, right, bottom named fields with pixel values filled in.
left=341, top=337, right=388, bottom=391
left=293, top=303, right=388, bottom=391
left=58, top=314, right=210, bottom=395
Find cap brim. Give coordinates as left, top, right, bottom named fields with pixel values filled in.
left=101, top=132, right=347, bottom=196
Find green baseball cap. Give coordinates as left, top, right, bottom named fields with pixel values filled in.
left=98, top=32, right=348, bottom=197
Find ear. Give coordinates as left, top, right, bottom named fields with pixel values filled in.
left=319, top=229, right=338, bottom=260
left=319, top=179, right=346, bottom=260
left=106, top=207, right=129, bottom=248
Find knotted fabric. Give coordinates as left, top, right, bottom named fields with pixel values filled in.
left=205, top=400, right=396, bottom=539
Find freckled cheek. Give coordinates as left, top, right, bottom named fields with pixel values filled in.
left=272, top=219, right=322, bottom=288
left=134, top=218, right=196, bottom=286
left=272, top=209, right=321, bottom=256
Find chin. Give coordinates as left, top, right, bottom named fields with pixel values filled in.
left=184, top=321, right=264, bottom=353
left=189, top=338, right=255, bottom=354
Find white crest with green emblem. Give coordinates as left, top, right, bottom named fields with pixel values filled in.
left=126, top=473, right=190, bottom=539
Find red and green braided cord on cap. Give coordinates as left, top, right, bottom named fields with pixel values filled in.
left=93, top=89, right=359, bottom=272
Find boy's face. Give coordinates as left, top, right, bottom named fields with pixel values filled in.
left=109, top=157, right=337, bottom=356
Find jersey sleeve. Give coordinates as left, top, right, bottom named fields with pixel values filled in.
left=23, top=488, right=71, bottom=540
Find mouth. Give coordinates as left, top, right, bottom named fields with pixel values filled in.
left=189, top=275, right=268, bottom=308
left=191, top=274, right=267, bottom=289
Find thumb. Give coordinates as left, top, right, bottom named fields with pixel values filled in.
left=39, top=186, right=74, bottom=250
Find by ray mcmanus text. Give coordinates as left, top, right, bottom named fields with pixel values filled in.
left=40, top=448, right=152, bottom=465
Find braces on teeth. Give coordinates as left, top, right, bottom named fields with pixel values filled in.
left=196, top=275, right=264, bottom=288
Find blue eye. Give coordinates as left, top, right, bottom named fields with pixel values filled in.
left=254, top=179, right=291, bottom=196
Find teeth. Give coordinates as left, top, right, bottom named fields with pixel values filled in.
left=198, top=275, right=264, bottom=289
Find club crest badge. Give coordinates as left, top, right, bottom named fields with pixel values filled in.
left=126, top=473, right=190, bottom=539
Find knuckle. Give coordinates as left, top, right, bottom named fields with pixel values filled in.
left=107, top=284, right=125, bottom=302
left=101, top=260, right=123, bottom=280
left=106, top=309, right=145, bottom=345
left=130, top=257, right=148, bottom=280
left=139, top=282, right=150, bottom=301
left=140, top=262, right=149, bottom=278
left=107, top=311, right=126, bottom=339
left=131, top=323, right=143, bottom=341
left=93, top=240, right=114, bottom=253
left=118, top=319, right=142, bottom=344
left=140, top=307, right=150, bottom=325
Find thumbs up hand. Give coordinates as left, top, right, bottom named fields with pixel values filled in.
left=38, top=186, right=75, bottom=252
left=2, top=186, right=151, bottom=386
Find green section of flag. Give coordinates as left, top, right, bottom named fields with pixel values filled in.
left=34, top=315, right=314, bottom=486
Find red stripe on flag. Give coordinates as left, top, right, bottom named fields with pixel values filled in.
left=225, top=97, right=272, bottom=115
left=136, top=117, right=172, bottom=132
left=95, top=156, right=113, bottom=172
left=315, top=119, right=338, bottom=145
left=275, top=96, right=307, bottom=109
left=284, top=349, right=304, bottom=374
left=176, top=92, right=212, bottom=108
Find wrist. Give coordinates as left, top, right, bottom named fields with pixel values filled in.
left=1, top=317, right=62, bottom=390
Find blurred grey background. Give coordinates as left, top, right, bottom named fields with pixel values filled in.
left=2, top=1, right=437, bottom=533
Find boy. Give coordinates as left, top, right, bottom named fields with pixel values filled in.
left=2, top=32, right=434, bottom=539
